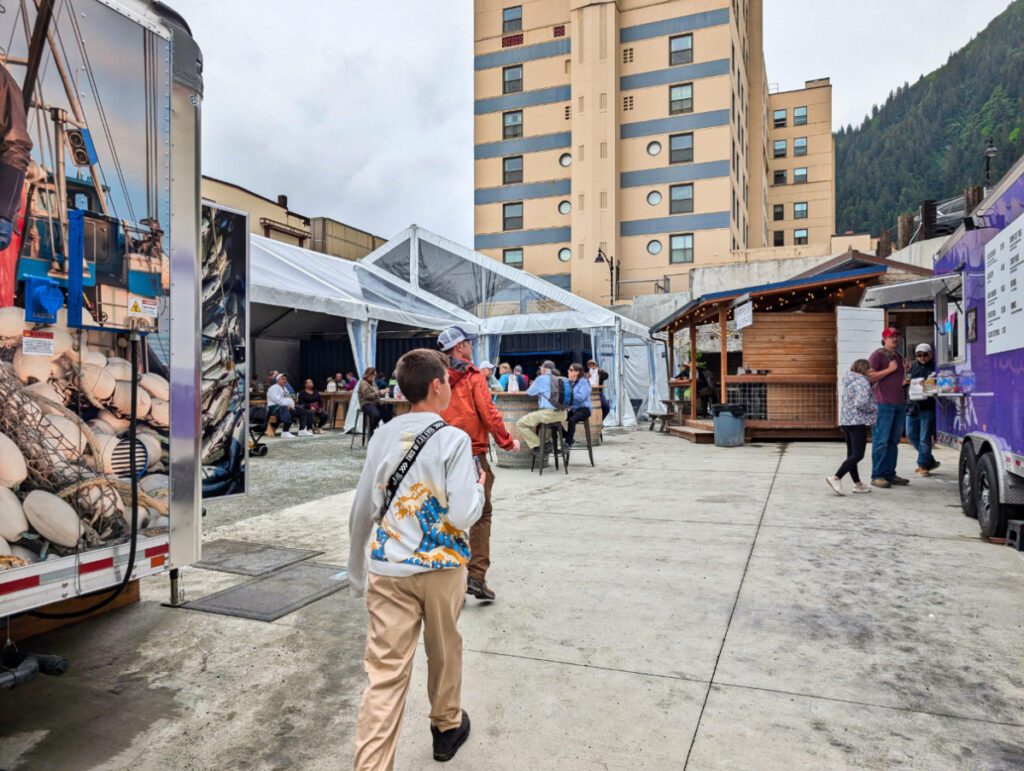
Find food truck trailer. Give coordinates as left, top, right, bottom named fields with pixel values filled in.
left=867, top=155, right=1024, bottom=539
left=0, top=0, right=203, bottom=688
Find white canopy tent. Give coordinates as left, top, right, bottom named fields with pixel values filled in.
left=360, top=226, right=666, bottom=426
left=248, top=228, right=665, bottom=427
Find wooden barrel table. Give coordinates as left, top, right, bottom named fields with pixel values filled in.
left=588, top=386, right=604, bottom=446
left=494, top=392, right=550, bottom=469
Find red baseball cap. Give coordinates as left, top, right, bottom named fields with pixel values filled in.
left=882, top=327, right=901, bottom=338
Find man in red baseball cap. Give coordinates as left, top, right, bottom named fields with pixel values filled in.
left=867, top=327, right=908, bottom=488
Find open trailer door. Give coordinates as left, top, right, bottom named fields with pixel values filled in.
left=836, top=306, right=884, bottom=401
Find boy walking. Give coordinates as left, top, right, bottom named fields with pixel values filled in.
left=349, top=349, right=486, bottom=768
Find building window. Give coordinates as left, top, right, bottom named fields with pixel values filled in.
left=503, top=110, right=522, bottom=139
left=559, top=152, right=572, bottom=167
left=794, top=202, right=808, bottom=219
left=773, top=230, right=784, bottom=247
left=794, top=228, right=808, bottom=245
left=623, top=95, right=634, bottom=111
left=669, top=133, right=693, bottom=164
left=794, top=106, right=808, bottom=126
left=502, top=156, right=523, bottom=184
left=669, top=233, right=694, bottom=264
left=669, top=83, right=693, bottom=115
left=503, top=65, right=522, bottom=94
left=670, top=34, right=693, bottom=65
left=646, top=140, right=661, bottom=156
left=773, top=139, right=787, bottom=158
left=503, top=202, right=523, bottom=230
left=647, top=190, right=662, bottom=206
left=670, top=184, right=694, bottom=214
left=773, top=169, right=787, bottom=185
left=794, top=166, right=808, bottom=183
left=794, top=137, right=808, bottom=157
left=502, top=5, right=522, bottom=33
left=772, top=203, right=784, bottom=221
left=558, top=200, right=571, bottom=215
left=647, top=239, right=662, bottom=255
left=557, top=247, right=571, bottom=262
left=503, top=248, right=523, bottom=266
left=622, top=47, right=634, bottom=64
left=773, top=108, right=786, bottom=128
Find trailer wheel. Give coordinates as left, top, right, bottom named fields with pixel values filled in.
left=958, top=442, right=978, bottom=518
left=975, top=452, right=1008, bottom=538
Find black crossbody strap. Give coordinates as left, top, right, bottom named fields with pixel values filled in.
left=378, top=420, right=448, bottom=520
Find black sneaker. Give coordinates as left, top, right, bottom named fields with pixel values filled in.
left=432, top=710, right=470, bottom=762
left=466, top=576, right=496, bottom=601
left=889, top=475, right=910, bottom=486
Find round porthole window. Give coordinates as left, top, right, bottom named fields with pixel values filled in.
left=558, top=247, right=572, bottom=262
left=646, top=141, right=662, bottom=156
left=647, top=240, right=662, bottom=255
left=647, top=190, right=662, bottom=206
left=559, top=153, right=572, bottom=167
left=558, top=200, right=571, bottom=215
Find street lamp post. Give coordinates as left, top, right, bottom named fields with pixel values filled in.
left=594, top=248, right=618, bottom=304
left=985, top=137, right=998, bottom=190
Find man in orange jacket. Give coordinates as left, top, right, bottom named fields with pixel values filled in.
left=438, top=325, right=519, bottom=601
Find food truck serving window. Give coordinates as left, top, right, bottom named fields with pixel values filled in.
left=936, top=274, right=966, bottom=364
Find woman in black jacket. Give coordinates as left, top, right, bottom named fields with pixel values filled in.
left=296, top=379, right=329, bottom=434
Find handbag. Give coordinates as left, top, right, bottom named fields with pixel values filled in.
left=376, top=420, right=448, bottom=521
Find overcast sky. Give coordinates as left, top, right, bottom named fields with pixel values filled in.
left=171, top=0, right=1012, bottom=247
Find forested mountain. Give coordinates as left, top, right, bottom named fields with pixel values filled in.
left=835, top=0, right=1024, bottom=235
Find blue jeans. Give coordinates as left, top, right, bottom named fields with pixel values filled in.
left=906, top=409, right=936, bottom=468
left=871, top=403, right=906, bottom=480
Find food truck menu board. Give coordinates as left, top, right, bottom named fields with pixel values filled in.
left=985, top=212, right=1024, bottom=355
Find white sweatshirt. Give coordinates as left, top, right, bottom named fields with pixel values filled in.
left=267, top=383, right=294, bottom=408
left=347, top=412, right=485, bottom=596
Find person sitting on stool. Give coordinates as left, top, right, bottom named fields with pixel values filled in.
left=358, top=367, right=390, bottom=438
left=562, top=363, right=592, bottom=460
left=267, top=372, right=297, bottom=439
left=516, top=360, right=567, bottom=455
left=296, top=378, right=329, bottom=435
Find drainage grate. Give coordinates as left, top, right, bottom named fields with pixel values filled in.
left=183, top=562, right=348, bottom=622
left=194, top=539, right=323, bottom=577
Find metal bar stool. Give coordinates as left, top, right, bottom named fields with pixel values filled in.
left=350, top=408, right=369, bottom=449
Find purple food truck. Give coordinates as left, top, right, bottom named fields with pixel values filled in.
left=930, top=156, right=1024, bottom=538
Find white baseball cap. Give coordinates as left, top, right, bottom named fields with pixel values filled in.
left=478, top=360, right=494, bottom=370
left=437, top=325, right=478, bottom=350
left=915, top=343, right=932, bottom=354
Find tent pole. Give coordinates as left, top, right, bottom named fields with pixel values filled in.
left=689, top=324, right=697, bottom=421
left=719, top=308, right=728, bottom=405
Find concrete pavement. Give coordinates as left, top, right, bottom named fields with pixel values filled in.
left=2, top=430, right=1023, bottom=769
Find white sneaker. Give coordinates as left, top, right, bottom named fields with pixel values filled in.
left=852, top=482, right=872, bottom=494
left=280, top=431, right=295, bottom=439
left=298, top=429, right=313, bottom=436
left=826, top=475, right=844, bottom=496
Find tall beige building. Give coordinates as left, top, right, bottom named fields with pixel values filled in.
left=473, top=0, right=835, bottom=303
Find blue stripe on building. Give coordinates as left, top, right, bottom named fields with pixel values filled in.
left=620, top=160, right=730, bottom=188
left=475, top=38, right=571, bottom=70
left=475, top=179, right=571, bottom=205
left=475, top=85, right=571, bottom=115
left=620, top=212, right=730, bottom=236
left=475, top=227, right=572, bottom=249
left=620, top=109, right=730, bottom=139
left=620, top=8, right=730, bottom=43
left=620, top=59, right=730, bottom=91
left=475, top=132, right=572, bottom=160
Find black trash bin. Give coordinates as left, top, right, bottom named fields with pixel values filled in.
left=710, top=403, right=746, bottom=447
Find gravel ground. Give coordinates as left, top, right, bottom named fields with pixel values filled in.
left=202, top=430, right=367, bottom=528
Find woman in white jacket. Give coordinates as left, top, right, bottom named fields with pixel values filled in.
left=827, top=359, right=878, bottom=495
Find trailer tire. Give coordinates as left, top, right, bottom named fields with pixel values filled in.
left=975, top=451, right=1008, bottom=538
left=958, top=442, right=978, bottom=518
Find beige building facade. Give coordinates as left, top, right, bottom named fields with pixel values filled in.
left=473, top=0, right=836, bottom=303
left=201, top=176, right=385, bottom=259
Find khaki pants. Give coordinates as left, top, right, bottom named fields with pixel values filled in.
left=516, top=408, right=567, bottom=450
left=469, top=453, right=494, bottom=581
left=353, top=565, right=467, bottom=770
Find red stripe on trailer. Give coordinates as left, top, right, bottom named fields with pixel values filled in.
left=145, top=543, right=169, bottom=558
left=0, top=575, right=41, bottom=596
left=79, top=557, right=115, bottom=575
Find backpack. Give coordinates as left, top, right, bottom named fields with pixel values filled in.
left=547, top=375, right=571, bottom=409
